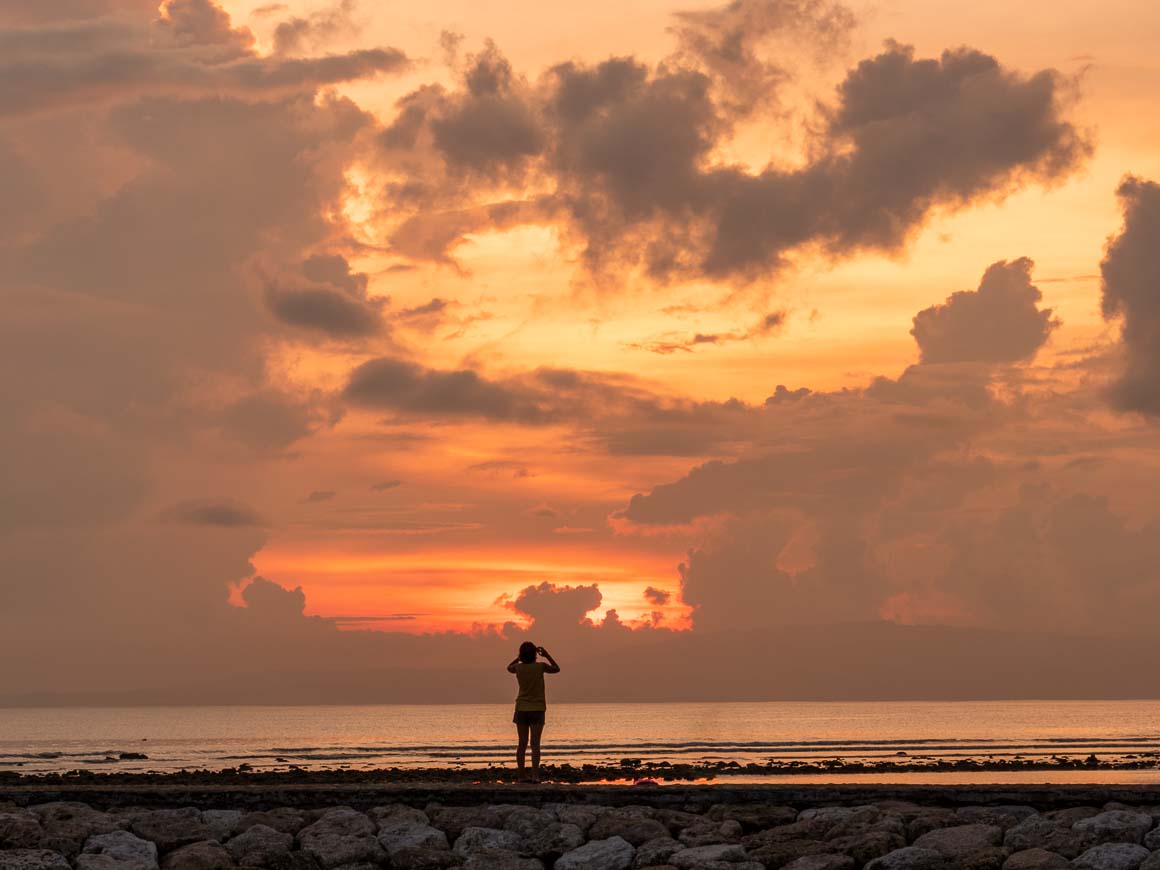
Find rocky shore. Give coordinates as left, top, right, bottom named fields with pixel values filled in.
left=6, top=785, right=1160, bottom=870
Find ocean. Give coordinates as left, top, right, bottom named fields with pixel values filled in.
left=4, top=699, right=1160, bottom=783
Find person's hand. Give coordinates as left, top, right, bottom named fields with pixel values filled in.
left=536, top=646, right=548, bottom=656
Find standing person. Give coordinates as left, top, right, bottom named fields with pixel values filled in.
left=506, top=641, right=560, bottom=782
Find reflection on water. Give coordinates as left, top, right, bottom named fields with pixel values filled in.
left=3, top=699, right=1160, bottom=781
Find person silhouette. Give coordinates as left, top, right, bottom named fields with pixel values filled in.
left=506, top=641, right=560, bottom=782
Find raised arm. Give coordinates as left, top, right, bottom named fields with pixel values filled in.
left=506, top=657, right=521, bottom=674
left=537, top=646, right=561, bottom=674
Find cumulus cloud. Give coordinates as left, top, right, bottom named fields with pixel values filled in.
left=262, top=254, right=386, bottom=338
left=911, top=258, right=1059, bottom=364
left=643, top=586, right=671, bottom=605
left=509, top=581, right=603, bottom=633
left=1101, top=176, right=1160, bottom=415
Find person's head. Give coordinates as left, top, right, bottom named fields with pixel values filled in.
left=518, top=641, right=537, bottom=663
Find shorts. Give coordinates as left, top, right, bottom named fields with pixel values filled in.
left=512, top=709, right=546, bottom=725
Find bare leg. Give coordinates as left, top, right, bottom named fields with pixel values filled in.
left=516, top=722, right=529, bottom=779
left=530, top=722, right=544, bottom=781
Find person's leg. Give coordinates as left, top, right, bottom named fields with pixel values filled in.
left=530, top=721, right=544, bottom=780
left=516, top=721, right=529, bottom=778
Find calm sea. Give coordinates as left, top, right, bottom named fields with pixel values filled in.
left=4, top=700, right=1160, bottom=784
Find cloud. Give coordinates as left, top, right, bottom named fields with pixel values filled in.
left=911, top=258, right=1059, bottom=364
left=303, top=489, right=337, bottom=502
left=1100, top=176, right=1160, bottom=415
left=272, top=0, right=356, bottom=56
left=371, top=479, right=402, bottom=491
left=262, top=254, right=386, bottom=338
left=643, top=586, right=671, bottom=605
left=241, top=575, right=307, bottom=620
left=468, top=459, right=533, bottom=478
left=632, top=310, right=786, bottom=354
left=509, top=581, right=603, bottom=633
left=162, top=498, right=264, bottom=527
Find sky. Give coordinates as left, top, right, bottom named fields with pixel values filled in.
left=2, top=0, right=1160, bottom=703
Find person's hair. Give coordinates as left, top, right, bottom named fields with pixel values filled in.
left=518, top=641, right=537, bottom=663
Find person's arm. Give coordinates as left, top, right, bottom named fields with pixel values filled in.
left=537, top=646, right=561, bottom=674
left=506, top=657, right=521, bottom=674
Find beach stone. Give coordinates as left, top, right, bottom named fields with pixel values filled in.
left=956, top=809, right=1038, bottom=832
left=547, top=805, right=599, bottom=835
left=1044, top=808, right=1101, bottom=825
left=952, top=847, right=1009, bottom=870
left=1140, top=852, right=1160, bottom=870
left=161, top=840, right=236, bottom=870
left=522, top=822, right=586, bottom=858
left=671, top=843, right=749, bottom=866
left=370, top=805, right=430, bottom=829
left=590, top=815, right=671, bottom=847
left=827, top=831, right=907, bottom=865
left=430, top=807, right=503, bottom=840
left=0, top=810, right=43, bottom=848
left=635, top=837, right=684, bottom=868
left=707, top=805, right=798, bottom=833
left=453, top=826, right=521, bottom=855
left=462, top=848, right=544, bottom=870
left=556, top=836, right=636, bottom=870
left=128, top=809, right=216, bottom=851
left=864, top=847, right=947, bottom=870
left=504, top=808, right=558, bottom=839
left=1072, top=843, right=1150, bottom=870
left=679, top=820, right=743, bottom=847
left=1004, top=816, right=1091, bottom=858
left=298, top=808, right=383, bottom=869
left=782, top=857, right=855, bottom=870
left=654, top=811, right=704, bottom=835
left=201, top=811, right=243, bottom=840
left=32, top=802, right=123, bottom=843
left=1073, top=810, right=1153, bottom=845
left=80, top=830, right=159, bottom=870
left=913, top=825, right=1003, bottom=858
left=0, top=851, right=71, bottom=870
left=1145, top=827, right=1160, bottom=849
left=236, top=809, right=306, bottom=835
left=225, top=823, right=293, bottom=866
left=377, top=819, right=450, bottom=856
left=1001, top=849, right=1069, bottom=870
left=389, top=846, right=465, bottom=869
left=746, top=838, right=828, bottom=868
left=908, top=811, right=960, bottom=841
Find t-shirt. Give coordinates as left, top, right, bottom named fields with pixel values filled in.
left=514, top=661, right=548, bottom=711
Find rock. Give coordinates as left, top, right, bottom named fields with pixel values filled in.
left=782, top=857, right=855, bottom=870
left=390, top=846, right=465, bottom=869
left=236, top=809, right=306, bottom=836
left=955, top=809, right=1038, bottom=832
left=430, top=807, right=503, bottom=840
left=0, top=851, right=71, bottom=870
left=678, top=820, right=743, bottom=848
left=864, top=847, right=947, bottom=870
left=1071, top=843, right=1150, bottom=870
left=654, top=811, right=704, bottom=835
left=590, top=816, right=672, bottom=847
left=462, top=848, right=544, bottom=870
left=1001, top=849, right=1070, bottom=870
left=369, top=805, right=430, bottom=829
left=670, top=843, right=749, bottom=867
left=201, top=811, right=243, bottom=841
left=298, top=808, right=384, bottom=869
left=161, top=841, right=237, bottom=870
left=1140, top=852, right=1160, bottom=870
left=503, top=808, right=558, bottom=839
left=1044, top=808, right=1100, bottom=826
left=453, top=827, right=522, bottom=855
left=555, top=836, right=636, bottom=870
left=913, top=825, right=1003, bottom=858
left=548, top=805, right=599, bottom=835
left=1072, top=810, right=1153, bottom=845
left=80, top=830, right=159, bottom=870
left=952, top=847, right=1009, bottom=870
left=826, top=831, right=906, bottom=865
left=522, top=822, right=586, bottom=858
left=1004, top=816, right=1091, bottom=858
left=707, top=805, right=798, bottom=833
left=746, top=838, right=828, bottom=868
left=128, top=809, right=216, bottom=851
left=31, top=803, right=123, bottom=843
left=907, top=812, right=960, bottom=841
left=378, top=819, right=450, bottom=856
left=634, top=837, right=684, bottom=868
left=0, top=810, right=43, bottom=849
left=226, top=824, right=294, bottom=867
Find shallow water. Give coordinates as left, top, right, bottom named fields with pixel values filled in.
left=3, top=699, right=1160, bottom=780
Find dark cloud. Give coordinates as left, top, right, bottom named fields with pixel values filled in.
left=468, top=459, right=533, bottom=478
left=263, top=254, right=385, bottom=338
left=162, top=498, right=264, bottom=527
left=304, top=489, right=337, bottom=503
left=509, top=581, right=603, bottom=633
left=241, top=576, right=307, bottom=620
left=632, top=310, right=786, bottom=354
left=370, top=479, right=402, bottom=491
left=1100, top=176, right=1160, bottom=415
left=911, top=258, right=1059, bottom=364
left=643, top=586, right=671, bottom=606
left=376, top=28, right=1089, bottom=282
left=272, top=0, right=356, bottom=56
left=221, top=390, right=338, bottom=451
